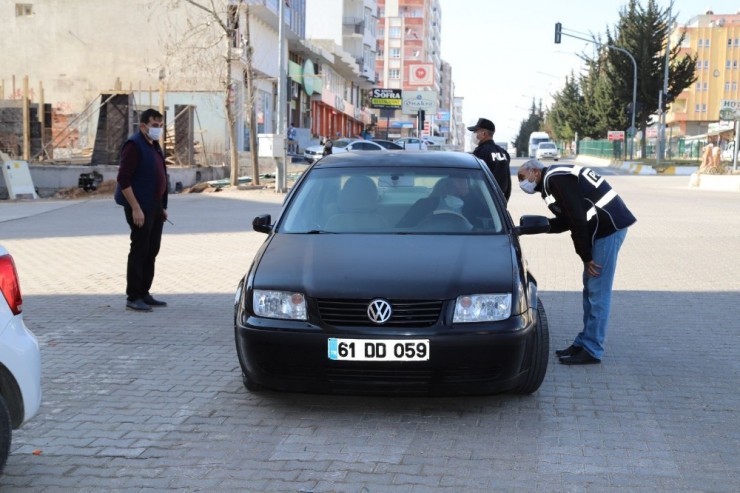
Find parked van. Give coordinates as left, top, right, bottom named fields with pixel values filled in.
left=528, top=132, right=551, bottom=158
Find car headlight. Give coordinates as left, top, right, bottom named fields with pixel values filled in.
left=453, top=294, right=512, bottom=323
left=253, top=290, right=307, bottom=320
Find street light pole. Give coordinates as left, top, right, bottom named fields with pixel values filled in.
left=555, top=25, right=637, bottom=160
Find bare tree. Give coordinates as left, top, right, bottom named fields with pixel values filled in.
left=161, top=0, right=259, bottom=186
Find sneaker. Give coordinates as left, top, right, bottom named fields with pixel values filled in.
left=555, top=345, right=582, bottom=357
left=143, top=295, right=167, bottom=307
left=559, top=351, right=601, bottom=365
left=126, top=298, right=153, bottom=312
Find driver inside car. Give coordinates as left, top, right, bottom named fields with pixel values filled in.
left=397, top=176, right=487, bottom=228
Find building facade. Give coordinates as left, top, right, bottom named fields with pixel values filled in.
left=375, top=0, right=449, bottom=141
left=669, top=10, right=740, bottom=142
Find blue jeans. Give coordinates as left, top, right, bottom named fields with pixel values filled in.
left=573, top=228, right=628, bottom=359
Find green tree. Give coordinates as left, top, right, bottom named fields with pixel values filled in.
left=601, top=0, right=697, bottom=156
left=514, top=99, right=544, bottom=157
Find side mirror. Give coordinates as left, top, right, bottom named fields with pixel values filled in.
left=514, top=215, right=550, bottom=236
left=252, top=214, right=273, bottom=234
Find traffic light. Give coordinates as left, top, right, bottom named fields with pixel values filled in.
left=555, top=22, right=562, bottom=44
left=660, top=91, right=674, bottom=110
left=418, top=110, right=425, bottom=131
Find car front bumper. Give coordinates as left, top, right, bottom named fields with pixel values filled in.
left=235, top=312, right=537, bottom=395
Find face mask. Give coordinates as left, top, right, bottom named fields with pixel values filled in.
left=470, top=133, right=479, bottom=146
left=148, top=126, right=163, bottom=141
left=443, top=195, right=464, bottom=212
left=519, top=173, right=537, bottom=194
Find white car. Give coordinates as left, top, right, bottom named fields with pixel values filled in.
left=394, top=137, right=428, bottom=151
left=304, top=139, right=387, bottom=164
left=0, top=245, right=41, bottom=474
left=535, top=142, right=561, bottom=161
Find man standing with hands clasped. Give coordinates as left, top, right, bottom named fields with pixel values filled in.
left=517, top=159, right=636, bottom=365
left=115, top=108, right=169, bottom=312
left=468, top=117, right=511, bottom=201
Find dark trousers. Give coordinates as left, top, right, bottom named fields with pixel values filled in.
left=124, top=203, right=163, bottom=301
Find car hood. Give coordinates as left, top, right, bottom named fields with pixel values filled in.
left=252, top=234, right=516, bottom=299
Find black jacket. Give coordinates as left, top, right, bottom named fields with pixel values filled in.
left=539, top=165, right=636, bottom=262
left=473, top=140, right=511, bottom=201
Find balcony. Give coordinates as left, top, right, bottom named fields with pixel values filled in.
left=342, top=17, right=365, bottom=36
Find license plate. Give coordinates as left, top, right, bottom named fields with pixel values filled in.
left=328, top=338, right=430, bottom=361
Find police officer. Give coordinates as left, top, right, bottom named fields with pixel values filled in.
left=517, top=159, right=636, bottom=365
left=468, top=118, right=511, bottom=201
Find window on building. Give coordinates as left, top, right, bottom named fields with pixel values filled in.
left=389, top=27, right=401, bottom=38
left=729, top=38, right=733, bottom=46
left=15, top=3, right=33, bottom=16
left=734, top=60, right=738, bottom=70
left=726, top=82, right=731, bottom=91
left=705, top=39, right=711, bottom=47
left=703, top=82, right=708, bottom=91
left=727, top=60, right=732, bottom=69
left=704, top=60, right=709, bottom=69
left=735, top=38, right=740, bottom=47
left=389, top=68, right=400, bottom=79
left=734, top=81, right=738, bottom=91
left=698, top=39, right=703, bottom=48
left=695, top=104, right=701, bottom=112
left=702, top=104, right=707, bottom=112
left=390, top=48, right=401, bottom=58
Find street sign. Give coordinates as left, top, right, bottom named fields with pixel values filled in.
left=607, top=131, right=625, bottom=141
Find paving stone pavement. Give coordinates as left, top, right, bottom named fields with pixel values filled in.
left=1, top=161, right=739, bottom=492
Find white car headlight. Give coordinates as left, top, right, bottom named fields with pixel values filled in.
left=253, top=290, right=307, bottom=320
left=453, top=294, right=512, bottom=323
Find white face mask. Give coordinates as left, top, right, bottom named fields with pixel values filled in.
left=147, top=126, right=163, bottom=141
left=470, top=132, right=479, bottom=147
left=519, top=171, right=538, bottom=194
left=443, top=195, right=464, bottom=212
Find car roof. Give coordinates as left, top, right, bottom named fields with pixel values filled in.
left=313, top=150, right=484, bottom=169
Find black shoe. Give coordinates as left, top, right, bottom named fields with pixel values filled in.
left=126, top=298, right=153, bottom=312
left=559, top=351, right=601, bottom=365
left=555, top=345, right=583, bottom=357
left=143, top=295, right=167, bottom=307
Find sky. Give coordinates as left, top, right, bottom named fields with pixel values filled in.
left=439, top=0, right=739, bottom=143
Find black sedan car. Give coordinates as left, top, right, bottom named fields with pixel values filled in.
left=235, top=151, right=551, bottom=395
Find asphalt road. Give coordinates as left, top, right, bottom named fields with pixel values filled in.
left=1, top=158, right=739, bottom=492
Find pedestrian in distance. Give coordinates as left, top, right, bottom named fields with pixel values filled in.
left=468, top=117, right=511, bottom=201
left=287, top=123, right=297, bottom=153
left=114, top=108, right=169, bottom=312
left=322, top=137, right=333, bottom=157
left=517, top=159, right=636, bottom=365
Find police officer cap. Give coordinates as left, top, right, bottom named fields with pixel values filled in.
left=467, top=118, right=496, bottom=132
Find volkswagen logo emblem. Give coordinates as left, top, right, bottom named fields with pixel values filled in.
left=367, top=299, right=392, bottom=324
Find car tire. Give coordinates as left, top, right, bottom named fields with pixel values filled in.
left=0, top=393, right=11, bottom=475
left=241, top=372, right=262, bottom=392
left=512, top=297, right=549, bottom=395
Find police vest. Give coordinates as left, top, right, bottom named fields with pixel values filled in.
left=543, top=165, right=636, bottom=231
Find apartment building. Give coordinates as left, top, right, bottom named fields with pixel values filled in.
left=375, top=0, right=446, bottom=140
left=670, top=10, right=740, bottom=141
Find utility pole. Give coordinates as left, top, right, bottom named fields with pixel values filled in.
left=554, top=23, right=637, bottom=160
left=274, top=0, right=287, bottom=193
left=657, top=2, right=672, bottom=167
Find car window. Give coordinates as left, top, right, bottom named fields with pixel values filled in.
left=539, top=143, right=556, bottom=149
left=349, top=142, right=382, bottom=151
left=279, top=167, right=505, bottom=234
left=333, top=139, right=352, bottom=148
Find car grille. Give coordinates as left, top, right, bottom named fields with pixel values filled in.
left=316, top=298, right=443, bottom=327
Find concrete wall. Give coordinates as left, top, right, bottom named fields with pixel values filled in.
left=0, top=164, right=227, bottom=198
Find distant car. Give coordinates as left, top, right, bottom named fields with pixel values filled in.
left=234, top=151, right=551, bottom=396
left=371, top=139, right=405, bottom=150
left=0, top=245, right=41, bottom=474
left=394, top=137, right=428, bottom=150
left=535, top=142, right=560, bottom=161
left=304, top=139, right=388, bottom=164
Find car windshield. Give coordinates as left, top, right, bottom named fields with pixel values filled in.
left=332, top=139, right=353, bottom=148
left=539, top=143, right=556, bottom=149
left=279, top=167, right=505, bottom=234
